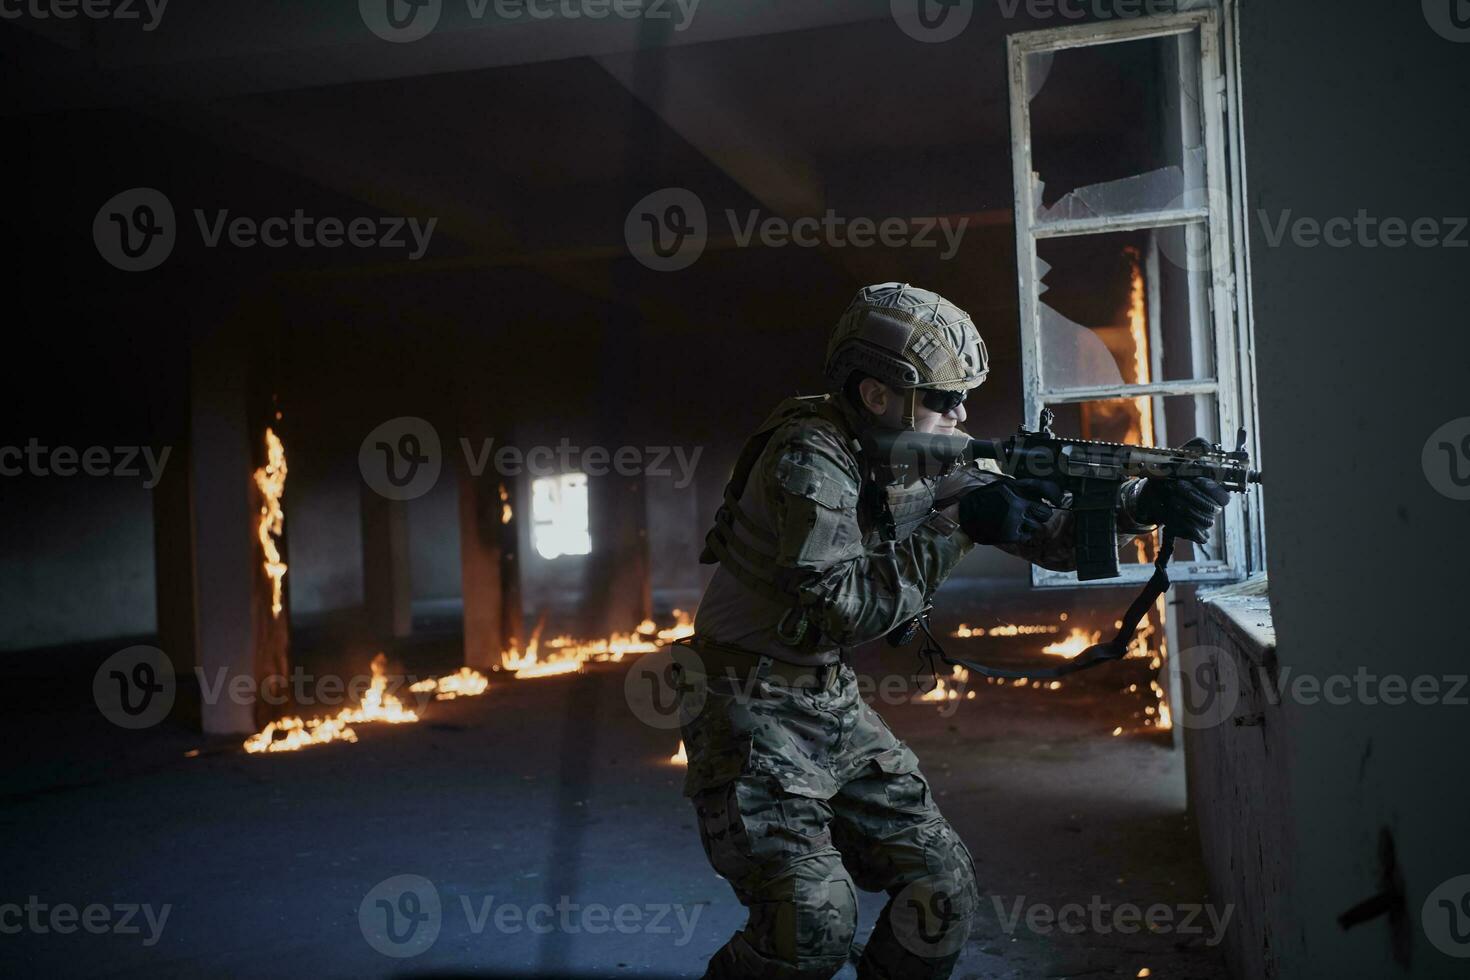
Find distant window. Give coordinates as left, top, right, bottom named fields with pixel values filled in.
left=531, top=473, right=592, bottom=559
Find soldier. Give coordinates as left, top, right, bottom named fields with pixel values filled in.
left=675, top=283, right=1227, bottom=979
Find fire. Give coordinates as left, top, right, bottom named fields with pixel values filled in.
left=408, top=666, right=489, bottom=700
left=252, top=428, right=288, bottom=617
left=670, top=740, right=687, bottom=765
left=1041, top=628, right=1102, bottom=659
left=953, top=623, right=1060, bottom=638
left=499, top=483, right=513, bottom=524
left=501, top=609, right=694, bottom=680
left=243, top=653, right=418, bottom=754
left=920, top=665, right=970, bottom=702
left=242, top=612, right=695, bottom=753
left=1126, top=249, right=1155, bottom=450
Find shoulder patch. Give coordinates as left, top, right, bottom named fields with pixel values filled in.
left=775, top=450, right=860, bottom=512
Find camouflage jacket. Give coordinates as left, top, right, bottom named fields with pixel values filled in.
left=694, top=395, right=1152, bottom=667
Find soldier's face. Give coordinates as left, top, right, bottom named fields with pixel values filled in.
left=861, top=381, right=968, bottom=433
left=916, top=396, right=967, bottom=433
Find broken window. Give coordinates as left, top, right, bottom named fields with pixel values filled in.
left=531, top=473, right=592, bottom=560
left=1008, top=4, right=1264, bottom=587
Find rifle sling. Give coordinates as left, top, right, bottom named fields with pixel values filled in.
left=918, top=531, right=1178, bottom=681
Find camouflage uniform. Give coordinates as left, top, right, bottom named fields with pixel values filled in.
left=680, top=285, right=1152, bottom=979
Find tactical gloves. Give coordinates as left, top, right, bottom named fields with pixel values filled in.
left=958, top=478, right=1064, bottom=545
left=1134, top=473, right=1231, bottom=544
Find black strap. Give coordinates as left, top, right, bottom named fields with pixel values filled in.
left=915, top=530, right=1177, bottom=684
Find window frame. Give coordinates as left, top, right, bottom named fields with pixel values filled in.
left=1006, top=2, right=1265, bottom=588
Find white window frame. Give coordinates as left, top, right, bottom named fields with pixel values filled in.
left=1007, top=1, right=1265, bottom=588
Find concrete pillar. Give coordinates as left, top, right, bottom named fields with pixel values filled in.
left=360, top=487, right=413, bottom=642
left=160, top=322, right=290, bottom=736
left=458, top=462, right=501, bottom=670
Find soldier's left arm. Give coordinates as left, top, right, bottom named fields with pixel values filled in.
left=766, top=427, right=974, bottom=648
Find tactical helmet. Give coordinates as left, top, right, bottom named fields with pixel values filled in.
left=824, top=283, right=989, bottom=396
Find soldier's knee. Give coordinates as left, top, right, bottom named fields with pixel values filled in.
left=921, top=819, right=979, bottom=916
left=768, top=855, right=859, bottom=976
left=715, top=852, right=857, bottom=980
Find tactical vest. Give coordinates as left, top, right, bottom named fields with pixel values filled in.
left=700, top=395, right=939, bottom=651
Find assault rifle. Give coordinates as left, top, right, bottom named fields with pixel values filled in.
left=866, top=409, right=1263, bottom=679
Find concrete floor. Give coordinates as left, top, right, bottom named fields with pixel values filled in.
left=3, top=632, right=1228, bottom=980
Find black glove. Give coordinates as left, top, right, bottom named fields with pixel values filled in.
left=1134, top=473, right=1231, bottom=545
left=958, top=478, right=1064, bottom=545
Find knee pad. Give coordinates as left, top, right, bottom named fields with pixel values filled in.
left=726, top=856, right=858, bottom=979
left=862, top=820, right=980, bottom=973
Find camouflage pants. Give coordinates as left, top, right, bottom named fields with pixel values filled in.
left=675, top=650, right=979, bottom=980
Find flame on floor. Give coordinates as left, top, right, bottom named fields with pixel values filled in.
left=408, top=666, right=490, bottom=700
left=243, top=653, right=417, bottom=754
left=919, top=665, right=971, bottom=702
left=1041, top=628, right=1103, bottom=659
left=952, top=623, right=1060, bottom=638
left=670, top=740, right=687, bottom=766
left=500, top=609, right=693, bottom=679
left=243, top=612, right=694, bottom=753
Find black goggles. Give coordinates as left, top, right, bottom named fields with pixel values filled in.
left=917, top=387, right=968, bottom=414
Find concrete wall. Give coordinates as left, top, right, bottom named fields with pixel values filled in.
left=1183, top=2, right=1470, bottom=976
left=0, top=477, right=157, bottom=651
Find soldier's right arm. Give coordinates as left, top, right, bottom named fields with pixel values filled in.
left=762, top=423, right=971, bottom=648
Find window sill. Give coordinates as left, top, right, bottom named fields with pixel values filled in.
left=1197, top=574, right=1274, bottom=667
